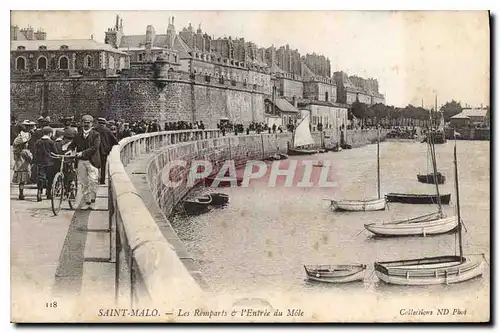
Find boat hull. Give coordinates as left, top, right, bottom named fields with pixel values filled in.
left=417, top=173, right=446, bottom=184
left=208, top=192, right=230, bottom=206
left=364, top=215, right=458, bottom=237
left=375, top=256, right=484, bottom=285
left=386, top=193, right=451, bottom=204
left=330, top=198, right=386, bottom=212
left=304, top=265, right=366, bottom=283
left=288, top=148, right=318, bottom=156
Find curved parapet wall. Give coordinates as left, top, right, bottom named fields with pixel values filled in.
left=108, top=130, right=220, bottom=308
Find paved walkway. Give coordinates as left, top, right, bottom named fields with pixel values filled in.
left=11, top=167, right=115, bottom=322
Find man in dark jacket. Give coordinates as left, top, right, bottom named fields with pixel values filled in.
left=70, top=115, right=101, bottom=210
left=33, top=126, right=57, bottom=201
left=95, top=118, right=118, bottom=184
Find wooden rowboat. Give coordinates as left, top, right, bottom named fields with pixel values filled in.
left=304, top=264, right=366, bottom=283
left=417, top=172, right=446, bottom=184
left=288, top=148, right=318, bottom=156
left=385, top=193, right=451, bottom=205
left=327, top=198, right=386, bottom=212
left=183, top=194, right=212, bottom=214
left=208, top=192, right=230, bottom=206
left=364, top=212, right=458, bottom=237
left=374, top=255, right=484, bottom=285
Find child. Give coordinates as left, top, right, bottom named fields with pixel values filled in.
left=12, top=123, right=32, bottom=200
left=33, top=126, right=57, bottom=202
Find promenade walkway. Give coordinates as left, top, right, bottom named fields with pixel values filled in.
left=10, top=163, right=115, bottom=321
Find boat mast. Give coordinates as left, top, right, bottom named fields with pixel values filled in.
left=377, top=125, right=381, bottom=199
left=453, top=131, right=464, bottom=258
left=429, top=95, right=443, bottom=216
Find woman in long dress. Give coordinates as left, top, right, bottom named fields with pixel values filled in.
left=12, top=124, right=32, bottom=200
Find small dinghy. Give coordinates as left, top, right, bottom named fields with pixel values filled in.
left=208, top=192, right=229, bottom=206
left=313, top=161, right=324, bottom=167
left=328, top=198, right=386, bottom=211
left=386, top=193, right=451, bottom=205
left=304, top=264, right=366, bottom=283
left=341, top=144, right=352, bottom=150
left=364, top=212, right=458, bottom=237
left=331, top=145, right=342, bottom=152
left=183, top=194, right=212, bottom=214
left=278, top=153, right=289, bottom=160
left=417, top=172, right=446, bottom=184
left=374, top=255, right=484, bottom=285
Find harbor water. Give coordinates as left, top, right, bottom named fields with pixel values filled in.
left=170, top=140, right=490, bottom=300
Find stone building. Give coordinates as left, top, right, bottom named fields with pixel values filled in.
left=10, top=39, right=129, bottom=74
left=333, top=71, right=385, bottom=106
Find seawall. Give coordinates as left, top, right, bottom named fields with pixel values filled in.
left=109, top=128, right=386, bottom=306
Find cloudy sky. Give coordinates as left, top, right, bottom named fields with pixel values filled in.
left=11, top=10, right=490, bottom=108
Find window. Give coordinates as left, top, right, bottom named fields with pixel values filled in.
left=15, top=56, right=26, bottom=70
left=84, top=55, right=92, bottom=68
left=38, top=45, right=47, bottom=50
left=59, top=56, right=69, bottom=69
left=174, top=54, right=178, bottom=62
left=108, top=56, right=115, bottom=69
left=138, top=53, right=144, bottom=62
left=37, top=56, right=47, bottom=70
left=325, top=91, right=329, bottom=102
left=17, top=46, right=25, bottom=50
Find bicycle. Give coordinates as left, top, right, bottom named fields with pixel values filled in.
left=50, top=152, right=78, bottom=216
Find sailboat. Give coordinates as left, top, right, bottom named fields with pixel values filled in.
left=373, top=134, right=484, bottom=285
left=288, top=114, right=319, bottom=156
left=365, top=121, right=457, bottom=236
left=326, top=127, right=386, bottom=211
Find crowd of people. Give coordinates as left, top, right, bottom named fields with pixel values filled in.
left=11, top=115, right=118, bottom=209
left=217, top=120, right=285, bottom=136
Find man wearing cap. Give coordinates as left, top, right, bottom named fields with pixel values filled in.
left=94, top=117, right=118, bottom=185
left=69, top=115, right=101, bottom=210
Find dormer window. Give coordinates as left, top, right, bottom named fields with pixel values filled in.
left=17, top=46, right=25, bottom=50
left=38, top=45, right=47, bottom=50
left=60, top=45, right=69, bottom=50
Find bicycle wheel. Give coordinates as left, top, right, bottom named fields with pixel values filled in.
left=51, top=172, right=64, bottom=216
left=68, top=176, right=78, bottom=210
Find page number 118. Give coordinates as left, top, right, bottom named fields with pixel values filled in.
left=46, top=301, right=57, bottom=308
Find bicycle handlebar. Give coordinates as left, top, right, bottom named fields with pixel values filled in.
left=51, top=153, right=78, bottom=159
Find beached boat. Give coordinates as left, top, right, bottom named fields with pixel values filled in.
left=364, top=212, right=458, bottom=237
left=326, top=127, right=386, bottom=212
left=374, top=255, right=483, bottom=285
left=288, top=114, right=319, bottom=156
left=330, top=198, right=386, bottom=212
left=374, top=132, right=484, bottom=285
left=208, top=192, right=230, bottom=206
left=304, top=264, right=366, bottom=283
left=183, top=194, right=212, bottom=214
left=385, top=192, right=451, bottom=204
left=417, top=172, right=446, bottom=184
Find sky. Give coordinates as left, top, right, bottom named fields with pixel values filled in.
left=10, top=10, right=490, bottom=108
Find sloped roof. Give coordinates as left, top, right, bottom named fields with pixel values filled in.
left=11, top=39, right=128, bottom=54
left=267, top=98, right=299, bottom=113
left=460, top=108, right=488, bottom=118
